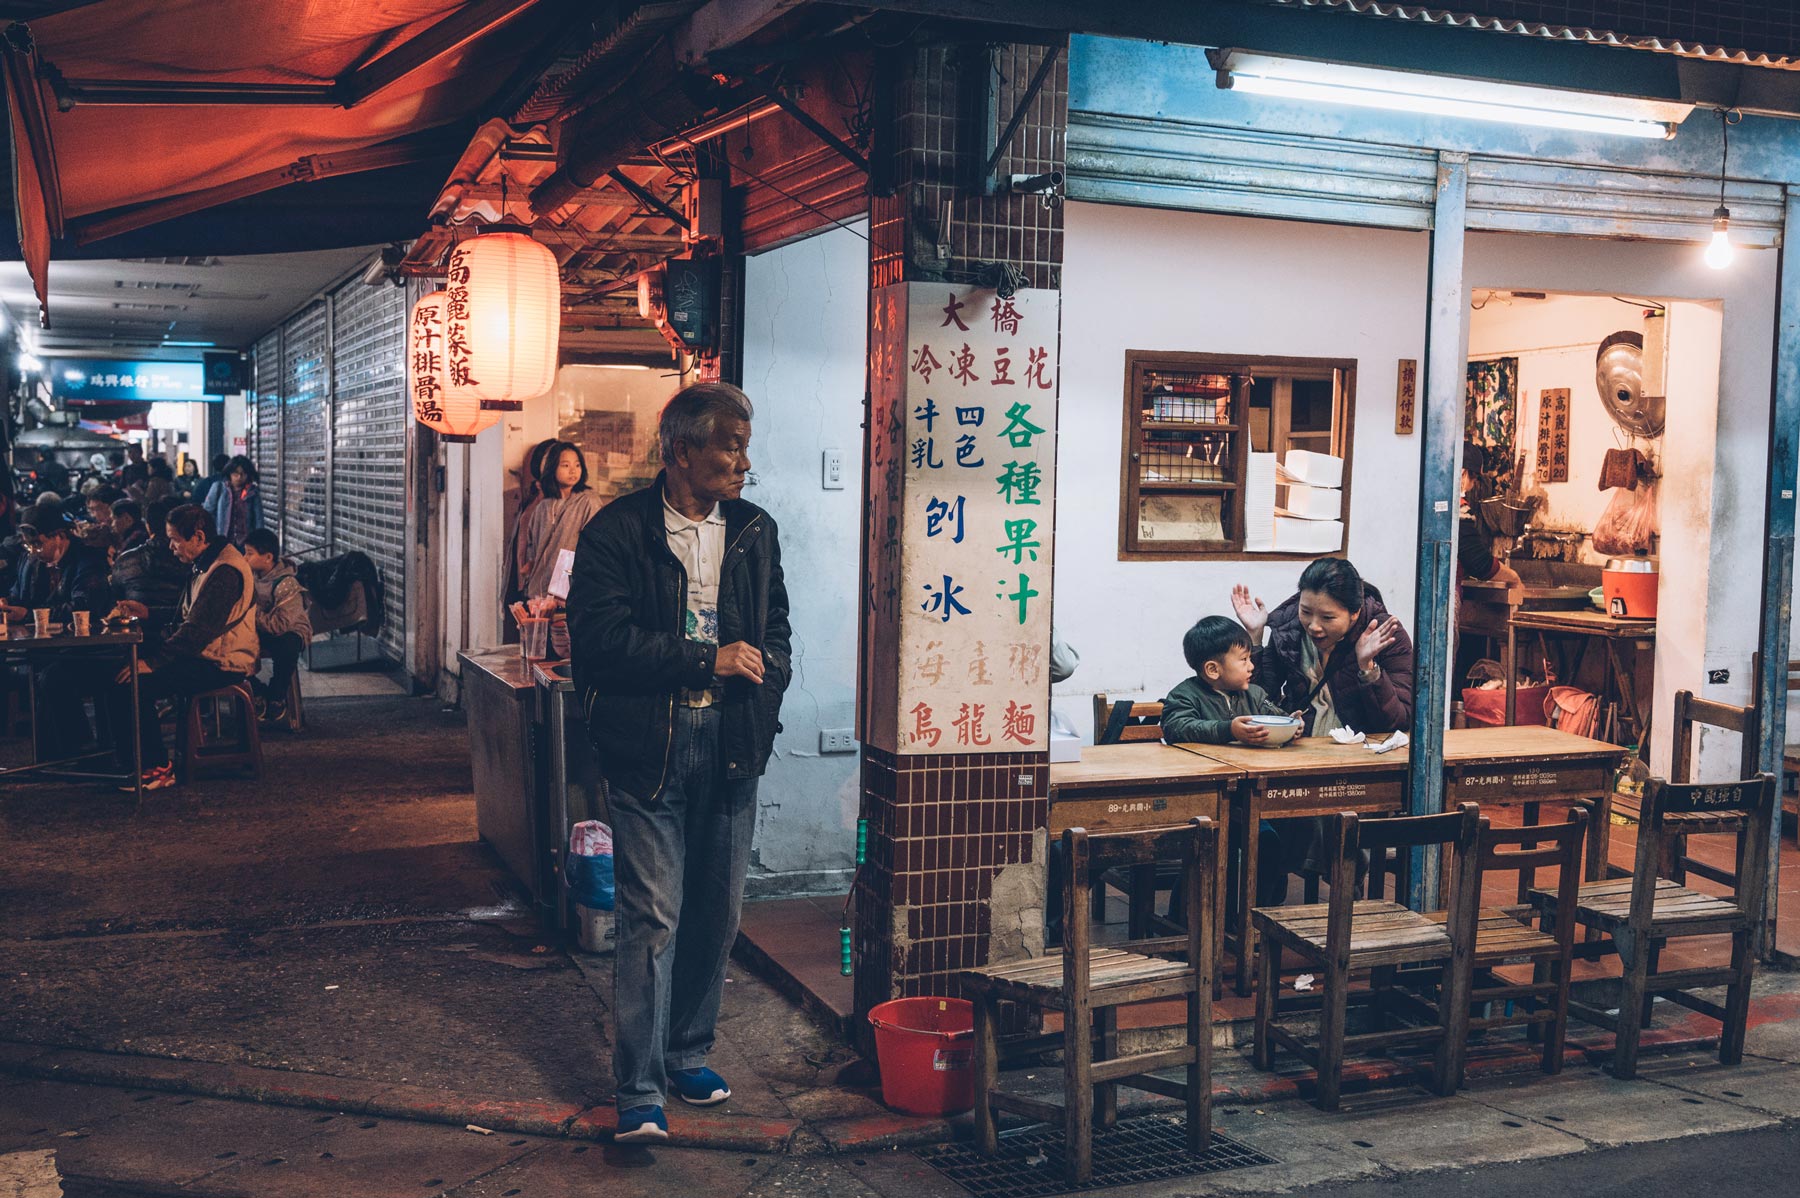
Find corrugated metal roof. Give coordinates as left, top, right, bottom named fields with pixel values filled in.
left=1270, top=0, right=1800, bottom=71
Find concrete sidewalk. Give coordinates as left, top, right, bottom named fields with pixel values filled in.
left=4, top=975, right=1799, bottom=1198
left=6, top=694, right=1800, bottom=1194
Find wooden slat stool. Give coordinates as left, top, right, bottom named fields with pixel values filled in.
left=1530, top=774, right=1776, bottom=1080
left=1252, top=805, right=1481, bottom=1111
left=1401, top=811, right=1587, bottom=1075
left=962, top=818, right=1217, bottom=1185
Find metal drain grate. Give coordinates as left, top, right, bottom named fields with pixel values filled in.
left=915, top=1114, right=1276, bottom=1197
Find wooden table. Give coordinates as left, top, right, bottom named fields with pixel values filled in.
left=1048, top=743, right=1241, bottom=989
left=1442, top=725, right=1627, bottom=885
left=1173, top=738, right=1410, bottom=995
left=1506, top=609, right=1654, bottom=743
left=0, top=627, right=145, bottom=806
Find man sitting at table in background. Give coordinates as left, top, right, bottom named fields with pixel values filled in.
left=1163, top=615, right=1295, bottom=910
left=108, top=503, right=258, bottom=792
left=2, top=501, right=114, bottom=629
left=242, top=528, right=312, bottom=726
left=109, top=497, right=188, bottom=649
left=1, top=501, right=117, bottom=761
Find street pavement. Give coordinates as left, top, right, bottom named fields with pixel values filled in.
left=7, top=693, right=1800, bottom=1196
left=7, top=989, right=1800, bottom=1198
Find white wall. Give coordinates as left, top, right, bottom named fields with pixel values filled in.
left=739, top=222, right=869, bottom=893
left=1054, top=202, right=1430, bottom=736
left=1465, top=232, right=1778, bottom=779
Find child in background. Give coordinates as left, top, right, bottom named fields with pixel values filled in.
left=1161, top=615, right=1289, bottom=745
left=1163, top=615, right=1295, bottom=907
left=243, top=528, right=312, bottom=724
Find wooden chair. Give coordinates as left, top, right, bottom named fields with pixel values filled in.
left=1084, top=693, right=1167, bottom=923
left=1252, top=805, right=1481, bottom=1111
left=1529, top=774, right=1776, bottom=1080
left=963, top=818, right=1217, bottom=1184
left=1665, top=689, right=1759, bottom=888
left=1400, top=810, right=1587, bottom=1075
left=1092, top=693, right=1163, bottom=745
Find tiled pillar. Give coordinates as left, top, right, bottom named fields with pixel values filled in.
left=853, top=41, right=1068, bottom=1029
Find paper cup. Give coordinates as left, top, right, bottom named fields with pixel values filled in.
left=73, top=611, right=91, bottom=637
left=32, top=609, right=50, bottom=636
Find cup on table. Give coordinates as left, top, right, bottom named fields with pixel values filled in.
left=32, top=608, right=51, bottom=637
left=519, top=617, right=550, bottom=661
left=73, top=611, right=91, bottom=637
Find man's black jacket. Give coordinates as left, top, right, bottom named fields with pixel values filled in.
left=567, top=474, right=792, bottom=802
left=43, top=542, right=115, bottom=624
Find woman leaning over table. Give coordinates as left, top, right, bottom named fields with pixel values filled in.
left=1230, top=556, right=1415, bottom=891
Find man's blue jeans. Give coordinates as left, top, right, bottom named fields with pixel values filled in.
left=607, top=705, right=758, bottom=1110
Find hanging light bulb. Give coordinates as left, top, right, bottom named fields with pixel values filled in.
left=1705, top=206, right=1735, bottom=270
left=1704, top=107, right=1737, bottom=271
left=410, top=291, right=499, bottom=442
left=442, top=231, right=560, bottom=412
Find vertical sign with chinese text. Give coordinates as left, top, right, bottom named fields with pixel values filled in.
left=1535, top=388, right=1570, bottom=483
left=894, top=285, right=1059, bottom=755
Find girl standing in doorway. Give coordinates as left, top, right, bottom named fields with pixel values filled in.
left=521, top=442, right=603, bottom=607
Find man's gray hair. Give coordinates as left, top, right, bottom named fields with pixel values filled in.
left=659, top=382, right=755, bottom=464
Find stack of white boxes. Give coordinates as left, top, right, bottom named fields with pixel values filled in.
left=1274, top=450, right=1345, bottom=553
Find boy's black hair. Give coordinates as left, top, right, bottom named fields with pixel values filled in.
left=1183, top=615, right=1253, bottom=673
left=145, top=497, right=179, bottom=531
left=243, top=528, right=281, bottom=558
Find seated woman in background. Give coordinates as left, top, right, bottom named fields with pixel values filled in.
left=1230, top=556, right=1415, bottom=895
left=521, top=441, right=603, bottom=610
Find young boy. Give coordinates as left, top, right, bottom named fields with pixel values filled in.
left=1161, top=615, right=1288, bottom=745
left=1163, top=615, right=1294, bottom=907
left=242, top=528, right=312, bottom=724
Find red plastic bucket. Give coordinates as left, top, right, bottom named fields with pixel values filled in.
left=867, top=996, right=975, bottom=1116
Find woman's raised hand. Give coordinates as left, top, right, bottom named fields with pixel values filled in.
left=1355, top=616, right=1402, bottom=672
left=1230, top=584, right=1268, bottom=641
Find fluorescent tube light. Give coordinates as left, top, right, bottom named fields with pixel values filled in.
left=1212, top=50, right=1691, bottom=140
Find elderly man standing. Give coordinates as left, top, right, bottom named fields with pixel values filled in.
left=567, top=382, right=791, bottom=1144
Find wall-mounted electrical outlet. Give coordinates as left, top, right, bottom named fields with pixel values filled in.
left=822, top=448, right=845, bottom=489
left=819, top=728, right=858, bottom=754
left=1708, top=668, right=1730, bottom=685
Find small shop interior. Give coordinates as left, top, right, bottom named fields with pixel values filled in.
left=1454, top=287, right=1716, bottom=785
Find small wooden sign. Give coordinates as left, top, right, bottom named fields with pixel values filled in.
left=1536, top=388, right=1570, bottom=482
left=1395, top=359, right=1417, bottom=435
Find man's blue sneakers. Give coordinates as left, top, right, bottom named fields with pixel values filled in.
left=666, top=1067, right=731, bottom=1106
left=614, top=1105, right=669, bottom=1143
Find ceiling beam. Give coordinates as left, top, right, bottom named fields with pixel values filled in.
left=672, top=0, right=810, bottom=67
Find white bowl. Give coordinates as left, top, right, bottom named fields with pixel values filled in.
left=1244, top=714, right=1302, bottom=747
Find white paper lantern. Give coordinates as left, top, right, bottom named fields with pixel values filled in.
left=410, top=291, right=498, bottom=442
left=444, top=232, right=560, bottom=411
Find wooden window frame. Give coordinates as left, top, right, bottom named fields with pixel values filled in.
left=1118, top=350, right=1358, bottom=562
